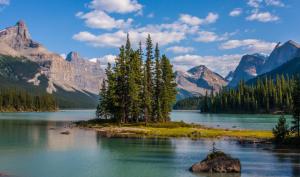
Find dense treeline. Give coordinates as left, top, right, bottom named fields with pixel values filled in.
left=0, top=88, right=57, bottom=112
left=273, top=77, right=300, bottom=145
left=202, top=75, right=294, bottom=114
left=173, top=97, right=203, bottom=110
left=96, top=35, right=177, bottom=123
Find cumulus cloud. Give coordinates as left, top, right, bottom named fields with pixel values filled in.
left=74, top=12, right=219, bottom=47
left=89, top=54, right=117, bottom=68
left=247, top=0, right=263, bottom=8
left=247, top=0, right=285, bottom=8
left=73, top=26, right=186, bottom=47
left=246, top=11, right=279, bottom=22
left=195, top=31, right=237, bottom=43
left=0, top=0, right=9, bottom=5
left=89, top=0, right=142, bottom=14
left=172, top=54, right=242, bottom=77
left=220, top=39, right=276, bottom=53
left=229, top=8, right=243, bottom=17
left=179, top=14, right=202, bottom=26
left=77, top=10, right=133, bottom=30
left=179, top=12, right=219, bottom=26
left=166, top=46, right=194, bottom=54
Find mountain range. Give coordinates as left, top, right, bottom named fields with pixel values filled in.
left=228, top=40, right=300, bottom=87
left=1, top=21, right=300, bottom=104
left=0, top=21, right=105, bottom=108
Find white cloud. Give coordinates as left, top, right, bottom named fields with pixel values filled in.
left=172, top=54, right=242, bottom=77
left=265, top=0, right=285, bottom=7
left=246, top=11, right=279, bottom=22
left=247, top=0, right=285, bottom=8
left=179, top=14, right=202, bottom=26
left=247, top=0, right=263, bottom=8
left=166, top=46, right=194, bottom=54
left=89, top=0, right=142, bottom=14
left=73, top=27, right=186, bottom=48
left=0, top=0, right=9, bottom=5
left=195, top=31, right=236, bottom=43
left=202, top=12, right=219, bottom=24
left=229, top=8, right=243, bottom=17
left=89, top=54, right=117, bottom=68
left=74, top=12, right=221, bottom=48
left=179, top=12, right=219, bottom=26
left=77, top=10, right=133, bottom=30
left=220, top=39, right=276, bottom=53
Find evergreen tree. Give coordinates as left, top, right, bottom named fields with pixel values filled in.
left=96, top=35, right=176, bottom=123
left=96, top=80, right=108, bottom=119
left=153, top=43, right=162, bottom=122
left=145, top=34, right=154, bottom=120
left=160, top=55, right=177, bottom=121
left=292, top=76, right=300, bottom=137
left=273, top=114, right=289, bottom=143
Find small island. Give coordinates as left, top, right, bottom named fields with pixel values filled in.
left=76, top=35, right=273, bottom=142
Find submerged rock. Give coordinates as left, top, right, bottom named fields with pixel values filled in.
left=190, top=151, right=241, bottom=173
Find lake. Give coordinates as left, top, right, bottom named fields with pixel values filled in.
left=0, top=110, right=291, bottom=130
left=0, top=110, right=298, bottom=177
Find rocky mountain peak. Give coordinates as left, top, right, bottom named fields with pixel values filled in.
left=66, top=51, right=80, bottom=62
left=284, top=40, right=300, bottom=48
left=261, top=40, right=300, bottom=73
left=16, top=20, right=30, bottom=40
left=187, top=65, right=209, bottom=76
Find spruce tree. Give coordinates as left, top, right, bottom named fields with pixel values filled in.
left=96, top=80, right=108, bottom=119
left=292, top=76, right=300, bottom=137
left=145, top=34, right=154, bottom=120
left=273, top=114, right=289, bottom=143
left=160, top=55, right=177, bottom=121
left=153, top=43, right=162, bottom=122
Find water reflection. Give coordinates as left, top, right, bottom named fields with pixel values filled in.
left=0, top=118, right=299, bottom=177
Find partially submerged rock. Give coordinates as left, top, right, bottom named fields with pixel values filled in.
left=190, top=151, right=241, bottom=173
left=60, top=130, right=70, bottom=135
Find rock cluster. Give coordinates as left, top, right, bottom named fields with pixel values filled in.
left=190, top=151, right=241, bottom=173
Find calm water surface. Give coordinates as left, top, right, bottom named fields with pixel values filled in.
left=0, top=110, right=298, bottom=177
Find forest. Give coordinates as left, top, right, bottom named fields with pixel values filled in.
left=0, top=88, right=57, bottom=112
left=202, top=76, right=294, bottom=113
left=96, top=35, right=177, bottom=123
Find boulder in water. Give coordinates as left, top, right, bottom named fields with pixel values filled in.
left=190, top=151, right=241, bottom=173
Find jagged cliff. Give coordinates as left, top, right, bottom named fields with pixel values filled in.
left=176, top=65, right=227, bottom=99
left=0, top=21, right=105, bottom=95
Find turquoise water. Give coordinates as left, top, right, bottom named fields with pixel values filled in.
left=0, top=110, right=298, bottom=177
left=0, top=110, right=291, bottom=130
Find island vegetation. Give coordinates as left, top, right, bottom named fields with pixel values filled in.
left=96, top=34, right=176, bottom=123
left=0, top=88, right=57, bottom=112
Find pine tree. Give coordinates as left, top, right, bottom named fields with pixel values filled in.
left=160, top=55, right=177, bottom=121
left=153, top=43, right=162, bottom=122
left=292, top=76, right=300, bottom=137
left=145, top=34, right=154, bottom=120
left=129, top=51, right=143, bottom=122
left=273, top=114, right=289, bottom=143
left=96, top=80, right=108, bottom=119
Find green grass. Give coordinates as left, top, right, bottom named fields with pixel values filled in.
left=77, top=120, right=273, bottom=139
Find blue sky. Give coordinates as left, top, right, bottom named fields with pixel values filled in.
left=0, top=0, right=299, bottom=76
